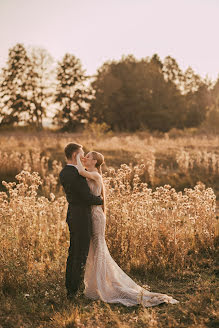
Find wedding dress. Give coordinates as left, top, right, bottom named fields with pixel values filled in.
left=84, top=176, right=179, bottom=307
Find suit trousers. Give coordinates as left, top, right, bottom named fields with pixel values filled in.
left=65, top=205, right=92, bottom=295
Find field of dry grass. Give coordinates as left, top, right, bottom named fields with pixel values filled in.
left=0, top=131, right=218, bottom=327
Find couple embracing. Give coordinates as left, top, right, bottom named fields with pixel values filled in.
left=59, top=143, right=178, bottom=307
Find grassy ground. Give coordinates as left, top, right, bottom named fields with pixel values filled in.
left=0, top=260, right=218, bottom=328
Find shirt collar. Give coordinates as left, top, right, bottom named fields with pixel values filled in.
left=67, top=164, right=78, bottom=169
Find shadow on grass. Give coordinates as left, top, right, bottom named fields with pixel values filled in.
left=1, top=259, right=218, bottom=328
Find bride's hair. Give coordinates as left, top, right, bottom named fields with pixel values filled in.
left=91, top=151, right=104, bottom=174
left=91, top=151, right=106, bottom=213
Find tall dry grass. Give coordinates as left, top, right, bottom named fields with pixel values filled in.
left=0, top=166, right=217, bottom=284
left=0, top=132, right=218, bottom=327
left=1, top=133, right=219, bottom=196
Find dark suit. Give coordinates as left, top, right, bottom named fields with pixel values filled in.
left=59, top=165, right=103, bottom=296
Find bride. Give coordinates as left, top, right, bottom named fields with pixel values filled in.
left=76, top=151, right=178, bottom=307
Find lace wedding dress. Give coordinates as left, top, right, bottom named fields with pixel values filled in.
left=84, top=176, right=178, bottom=307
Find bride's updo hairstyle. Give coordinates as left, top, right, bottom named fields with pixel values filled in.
left=91, top=151, right=104, bottom=175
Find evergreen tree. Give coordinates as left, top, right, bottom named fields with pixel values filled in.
left=26, top=47, right=55, bottom=129
left=53, top=54, right=91, bottom=130
left=182, top=67, right=202, bottom=94
left=210, top=76, right=219, bottom=110
left=0, top=43, right=31, bottom=126
left=163, top=56, right=184, bottom=91
left=183, top=68, right=211, bottom=127
left=0, top=70, right=4, bottom=123
left=199, top=77, right=219, bottom=133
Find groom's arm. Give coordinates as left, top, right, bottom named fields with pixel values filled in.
left=74, top=175, right=103, bottom=206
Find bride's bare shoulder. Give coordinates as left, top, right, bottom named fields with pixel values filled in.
left=86, top=170, right=102, bottom=182
left=93, top=171, right=103, bottom=181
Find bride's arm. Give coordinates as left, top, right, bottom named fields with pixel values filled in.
left=76, top=153, right=100, bottom=181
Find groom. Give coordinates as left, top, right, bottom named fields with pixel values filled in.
left=59, top=142, right=103, bottom=299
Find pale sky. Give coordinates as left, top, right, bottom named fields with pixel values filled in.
left=0, top=0, right=218, bottom=81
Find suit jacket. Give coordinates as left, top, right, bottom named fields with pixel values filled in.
left=59, top=165, right=103, bottom=222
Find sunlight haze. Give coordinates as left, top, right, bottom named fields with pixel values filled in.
left=0, top=0, right=218, bottom=80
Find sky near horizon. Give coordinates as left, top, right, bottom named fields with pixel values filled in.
left=0, top=0, right=218, bottom=81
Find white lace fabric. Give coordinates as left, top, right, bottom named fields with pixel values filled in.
left=84, top=177, right=179, bottom=307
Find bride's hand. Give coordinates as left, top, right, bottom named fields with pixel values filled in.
left=77, top=152, right=84, bottom=160
left=76, top=152, right=85, bottom=167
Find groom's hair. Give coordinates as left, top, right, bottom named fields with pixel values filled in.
left=65, top=143, right=82, bottom=159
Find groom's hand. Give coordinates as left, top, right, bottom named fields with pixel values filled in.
left=98, top=195, right=104, bottom=205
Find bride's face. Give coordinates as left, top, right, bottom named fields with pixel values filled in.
left=83, top=152, right=96, bottom=169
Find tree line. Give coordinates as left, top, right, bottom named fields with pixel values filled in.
left=0, top=43, right=218, bottom=132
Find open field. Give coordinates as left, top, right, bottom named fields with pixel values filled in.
left=0, top=131, right=218, bottom=327
left=1, top=130, right=219, bottom=195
